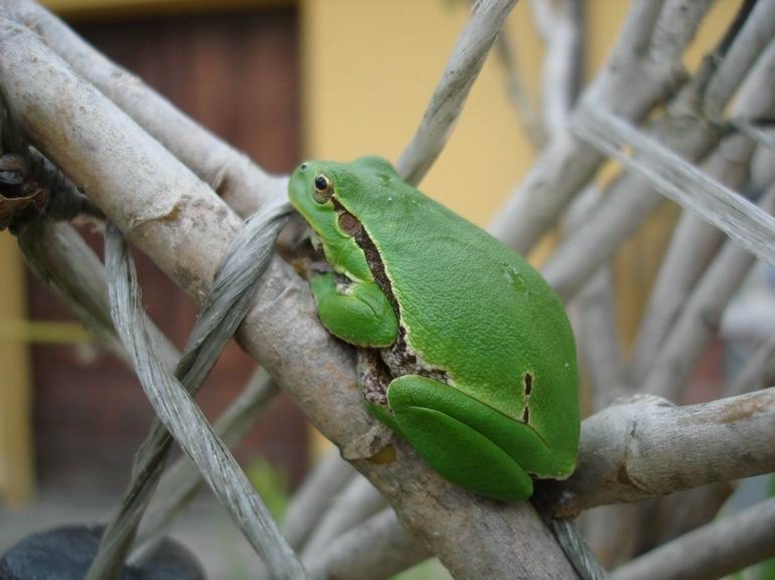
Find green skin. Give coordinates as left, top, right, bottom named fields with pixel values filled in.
left=289, top=156, right=579, bottom=502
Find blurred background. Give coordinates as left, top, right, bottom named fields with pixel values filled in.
left=1, top=0, right=771, bottom=578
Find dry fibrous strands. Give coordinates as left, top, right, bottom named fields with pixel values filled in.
left=15, top=220, right=147, bottom=363
left=86, top=198, right=291, bottom=580
left=489, top=0, right=712, bottom=252
left=105, top=224, right=307, bottom=579
left=131, top=368, right=278, bottom=563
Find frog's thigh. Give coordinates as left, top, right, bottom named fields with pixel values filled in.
left=387, top=375, right=533, bottom=502
left=311, top=274, right=397, bottom=347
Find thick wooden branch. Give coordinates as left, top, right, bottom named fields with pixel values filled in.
left=553, top=389, right=775, bottom=509
left=4, top=0, right=284, bottom=218
left=0, top=17, right=580, bottom=580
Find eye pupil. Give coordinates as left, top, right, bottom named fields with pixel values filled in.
left=312, top=173, right=333, bottom=203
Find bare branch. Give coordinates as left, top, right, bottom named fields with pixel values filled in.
left=494, top=27, right=546, bottom=148
left=627, top=142, right=752, bottom=386
left=301, top=475, right=385, bottom=558
left=575, top=267, right=625, bottom=411
left=611, top=497, right=775, bottom=580
left=544, top=28, right=775, bottom=302
left=396, top=0, right=518, bottom=185
left=562, top=186, right=624, bottom=410
left=638, top=183, right=775, bottom=399
left=727, top=335, right=775, bottom=396
left=571, top=107, right=775, bottom=274
left=281, top=450, right=357, bottom=550
left=702, top=0, right=775, bottom=119
left=635, top=483, right=734, bottom=554
left=540, top=0, right=583, bottom=139
left=736, top=119, right=775, bottom=151
left=489, top=0, right=711, bottom=251
left=527, top=0, right=554, bottom=39
left=550, top=389, right=775, bottom=509
left=304, top=509, right=430, bottom=580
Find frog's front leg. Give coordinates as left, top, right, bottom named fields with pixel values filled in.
left=367, top=375, right=554, bottom=503
left=310, top=273, right=398, bottom=347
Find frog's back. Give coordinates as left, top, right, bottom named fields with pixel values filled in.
left=335, top=158, right=578, bottom=459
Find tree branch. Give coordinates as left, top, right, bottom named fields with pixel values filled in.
left=611, top=497, right=775, bottom=580
left=627, top=134, right=755, bottom=386
left=638, top=182, right=775, bottom=399
left=301, top=475, right=385, bottom=559
left=280, top=449, right=356, bottom=550
left=545, top=31, right=775, bottom=302
left=4, top=0, right=285, bottom=218
left=489, top=0, right=710, bottom=251
left=551, top=388, right=775, bottom=509
left=304, top=509, right=431, bottom=580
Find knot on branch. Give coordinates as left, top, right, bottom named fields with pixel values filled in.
left=1, top=80, right=101, bottom=232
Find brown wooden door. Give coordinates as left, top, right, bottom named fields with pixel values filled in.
left=27, top=6, right=307, bottom=494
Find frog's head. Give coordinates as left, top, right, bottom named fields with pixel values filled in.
left=289, top=156, right=397, bottom=280
left=289, top=156, right=396, bottom=213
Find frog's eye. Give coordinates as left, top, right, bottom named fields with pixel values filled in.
left=313, top=173, right=333, bottom=203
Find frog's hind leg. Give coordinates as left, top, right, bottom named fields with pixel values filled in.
left=369, top=374, right=535, bottom=502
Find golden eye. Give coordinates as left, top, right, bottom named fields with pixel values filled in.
left=313, top=173, right=333, bottom=203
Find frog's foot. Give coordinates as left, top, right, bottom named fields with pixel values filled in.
left=367, top=374, right=555, bottom=503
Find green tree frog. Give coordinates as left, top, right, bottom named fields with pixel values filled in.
left=289, top=156, right=579, bottom=502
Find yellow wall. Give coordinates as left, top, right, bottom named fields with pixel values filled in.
left=0, top=232, right=35, bottom=505
left=302, top=0, right=544, bottom=227
left=301, top=0, right=737, bottom=229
